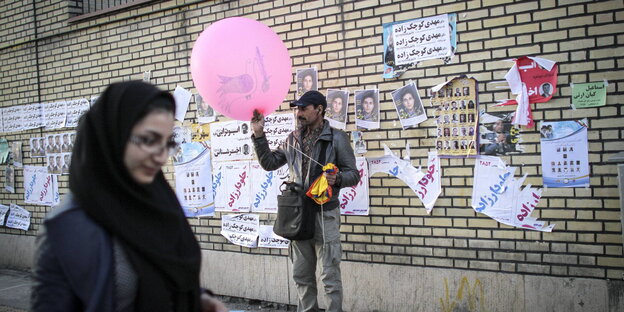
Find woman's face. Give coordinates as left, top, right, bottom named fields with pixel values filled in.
left=331, top=97, right=343, bottom=114
left=402, top=93, right=415, bottom=110
left=303, top=75, right=313, bottom=92
left=124, top=111, right=174, bottom=185
left=362, top=96, right=375, bottom=114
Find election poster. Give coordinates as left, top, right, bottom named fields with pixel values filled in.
left=414, top=151, right=442, bottom=213
left=339, top=157, right=369, bottom=215
left=221, top=213, right=259, bottom=248
left=258, top=225, right=289, bottom=249
left=214, top=161, right=251, bottom=212
left=210, top=120, right=253, bottom=162
left=392, top=82, right=427, bottom=129
left=540, top=119, right=589, bottom=188
left=250, top=162, right=289, bottom=213
left=174, top=141, right=215, bottom=217
left=571, top=82, right=607, bottom=109
left=478, top=111, right=524, bottom=156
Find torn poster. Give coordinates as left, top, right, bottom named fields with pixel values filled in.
left=339, top=157, right=369, bottom=215
left=173, top=85, right=192, bottom=121
left=367, top=145, right=425, bottom=198
left=250, top=162, right=289, bottom=213
left=215, top=161, right=251, bottom=212
left=392, top=82, right=427, bottom=129
left=352, top=131, right=367, bottom=155
left=11, top=141, right=22, bottom=167
left=325, top=89, right=349, bottom=130
left=478, top=111, right=524, bottom=156
left=431, top=76, right=478, bottom=157
left=210, top=120, right=253, bottom=162
left=540, top=119, right=589, bottom=188
left=65, top=99, right=90, bottom=128
left=355, top=89, right=380, bottom=130
left=571, top=82, right=607, bottom=109
left=6, top=204, right=30, bottom=231
left=500, top=56, right=558, bottom=127
left=23, top=166, right=58, bottom=206
left=382, top=13, right=457, bottom=78
left=258, top=225, right=290, bottom=249
left=195, top=93, right=217, bottom=124
left=221, top=213, right=259, bottom=248
left=174, top=141, right=215, bottom=217
left=471, top=156, right=555, bottom=232
left=0, top=204, right=8, bottom=226
left=415, top=151, right=441, bottom=213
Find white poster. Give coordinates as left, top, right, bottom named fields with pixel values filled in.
left=415, top=151, right=442, bottom=213
left=263, top=112, right=296, bottom=150
left=471, top=156, right=555, bottom=232
left=354, top=89, right=381, bottom=130
left=195, top=93, right=217, bottom=124
left=250, top=162, right=289, bottom=213
left=173, top=85, right=192, bottom=121
left=23, top=165, right=57, bottom=206
left=391, top=82, right=427, bottom=128
left=212, top=162, right=226, bottom=211
left=44, top=101, right=67, bottom=130
left=0, top=204, right=8, bottom=226
left=210, top=120, right=253, bottom=162
left=325, top=89, right=349, bottom=130
left=65, top=99, right=90, bottom=128
left=2, top=106, right=24, bottom=133
left=367, top=145, right=425, bottom=197
left=221, top=213, right=259, bottom=248
left=392, top=14, right=451, bottom=65
left=215, top=161, right=251, bottom=212
left=540, top=119, right=589, bottom=188
left=22, top=103, right=44, bottom=130
left=339, top=157, right=369, bottom=215
left=258, top=225, right=289, bottom=249
left=174, top=142, right=214, bottom=217
left=6, top=204, right=30, bottom=231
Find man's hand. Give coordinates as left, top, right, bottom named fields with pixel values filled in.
left=251, top=109, right=265, bottom=137
left=325, top=172, right=337, bottom=186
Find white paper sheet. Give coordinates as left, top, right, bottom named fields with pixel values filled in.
left=23, top=166, right=57, bottom=206
left=263, top=112, right=296, bottom=150
left=2, top=106, right=24, bottom=133
left=392, top=14, right=451, bottom=65
left=6, top=204, right=30, bottom=231
left=215, top=161, right=251, bottom=212
left=173, top=85, right=192, bottom=121
left=221, top=213, right=259, bottom=248
left=339, top=157, right=369, bottom=215
left=22, top=103, right=44, bottom=130
left=250, top=162, right=289, bottom=213
left=258, top=225, right=290, bottom=249
left=0, top=204, right=8, bottom=226
left=65, top=99, right=90, bottom=128
left=44, top=101, right=67, bottom=130
left=367, top=145, right=425, bottom=198
left=210, top=120, right=253, bottom=162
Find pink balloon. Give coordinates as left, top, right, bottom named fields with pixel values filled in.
left=191, top=17, right=292, bottom=121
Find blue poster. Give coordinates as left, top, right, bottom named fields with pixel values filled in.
left=540, top=119, right=589, bottom=187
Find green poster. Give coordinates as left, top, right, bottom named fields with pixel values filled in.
left=572, top=82, right=607, bottom=108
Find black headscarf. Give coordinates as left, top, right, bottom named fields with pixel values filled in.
left=69, top=81, right=201, bottom=311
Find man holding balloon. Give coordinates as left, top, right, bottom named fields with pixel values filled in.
left=251, top=91, right=360, bottom=312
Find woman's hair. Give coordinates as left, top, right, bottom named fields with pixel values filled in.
left=136, top=95, right=176, bottom=124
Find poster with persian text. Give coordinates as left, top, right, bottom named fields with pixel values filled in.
left=210, top=120, right=253, bottom=162
left=23, top=166, right=58, bottom=206
left=415, top=151, right=441, bottom=213
left=65, top=99, right=90, bottom=128
left=0, top=204, right=8, bottom=226
left=43, top=101, right=67, bottom=130
left=250, top=162, right=289, bottom=213
left=263, top=112, right=296, bottom=149
left=215, top=161, right=251, bottom=212
left=174, top=141, right=214, bottom=217
left=339, top=157, right=369, bottom=215
left=22, top=103, right=44, bottom=130
left=221, top=213, right=259, bottom=248
left=2, top=106, right=23, bottom=133
left=258, top=225, right=290, bottom=249
left=540, top=119, right=589, bottom=188
left=6, top=204, right=30, bottom=231
left=471, top=156, right=554, bottom=232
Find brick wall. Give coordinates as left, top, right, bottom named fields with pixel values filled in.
left=1, top=0, right=623, bottom=282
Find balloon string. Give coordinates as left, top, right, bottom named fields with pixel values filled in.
left=285, top=141, right=324, bottom=168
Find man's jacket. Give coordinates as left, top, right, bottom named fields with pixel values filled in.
left=253, top=121, right=360, bottom=211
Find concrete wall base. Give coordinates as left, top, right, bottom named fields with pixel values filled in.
left=200, top=250, right=624, bottom=312
left=0, top=234, right=35, bottom=271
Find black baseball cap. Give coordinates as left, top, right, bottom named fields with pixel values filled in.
left=290, top=91, right=327, bottom=109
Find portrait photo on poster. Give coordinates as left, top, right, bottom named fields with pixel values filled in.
left=354, top=89, right=380, bottom=130
left=391, top=82, right=427, bottom=128
left=325, top=89, right=349, bottom=129
left=478, top=111, right=524, bottom=156
left=296, top=68, right=318, bottom=99
left=195, top=93, right=217, bottom=124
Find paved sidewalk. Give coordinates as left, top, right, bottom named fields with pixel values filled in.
left=0, top=268, right=293, bottom=312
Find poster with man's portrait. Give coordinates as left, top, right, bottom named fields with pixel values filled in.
left=296, top=68, right=318, bottom=99
left=478, top=111, right=524, bottom=156
left=30, top=137, right=45, bottom=158
left=354, top=89, right=380, bottom=130
left=10, top=142, right=22, bottom=167
left=391, top=82, right=427, bottom=129
left=5, top=165, right=14, bottom=193
left=195, top=93, right=217, bottom=124
left=325, top=89, right=349, bottom=130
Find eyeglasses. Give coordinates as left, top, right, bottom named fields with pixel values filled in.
left=129, top=135, right=179, bottom=157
